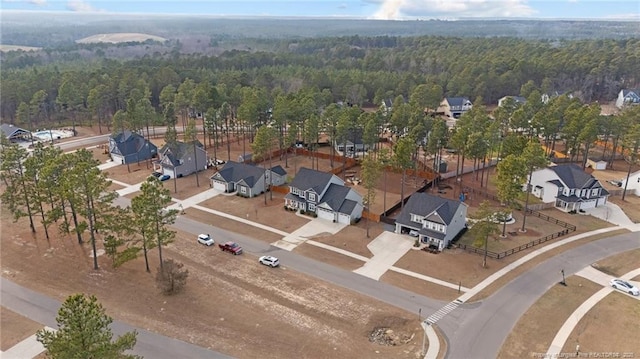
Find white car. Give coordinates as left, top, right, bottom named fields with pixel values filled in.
left=609, top=278, right=640, bottom=296
left=259, top=255, right=280, bottom=267
left=197, top=234, right=215, bottom=246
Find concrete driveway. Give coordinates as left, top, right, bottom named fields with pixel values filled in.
left=273, top=218, right=347, bottom=251
left=353, top=231, right=415, bottom=280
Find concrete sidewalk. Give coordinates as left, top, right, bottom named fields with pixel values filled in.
left=546, top=267, right=640, bottom=357
left=0, top=326, right=55, bottom=359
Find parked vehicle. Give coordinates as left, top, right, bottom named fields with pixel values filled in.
left=151, top=172, right=163, bottom=178
left=610, top=278, right=639, bottom=296
left=214, top=158, right=226, bottom=165
left=197, top=234, right=215, bottom=246
left=259, top=255, right=279, bottom=267
left=159, top=174, right=171, bottom=181
left=219, top=241, right=243, bottom=255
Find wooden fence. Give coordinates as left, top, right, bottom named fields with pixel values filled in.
left=456, top=208, right=576, bottom=259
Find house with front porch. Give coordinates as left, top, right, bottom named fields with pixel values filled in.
left=284, top=167, right=363, bottom=224
left=154, top=140, right=207, bottom=178
left=210, top=160, right=287, bottom=197
left=529, top=164, right=609, bottom=212
left=394, top=193, right=468, bottom=252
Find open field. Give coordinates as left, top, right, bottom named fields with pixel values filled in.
left=497, top=276, right=602, bottom=359
left=0, top=308, right=43, bottom=351
left=0, top=44, right=41, bottom=52
left=75, top=33, right=167, bottom=44
left=1, top=211, right=424, bottom=359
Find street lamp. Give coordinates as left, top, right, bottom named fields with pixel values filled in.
left=560, top=269, right=566, bottom=286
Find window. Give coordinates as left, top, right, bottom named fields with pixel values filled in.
left=240, top=186, right=247, bottom=194
left=308, top=193, right=316, bottom=202
left=309, top=204, right=316, bottom=211
left=410, top=214, right=424, bottom=224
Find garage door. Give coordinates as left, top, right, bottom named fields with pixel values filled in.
left=317, top=207, right=334, bottom=222
left=337, top=213, right=351, bottom=224
left=596, top=197, right=607, bottom=206
left=213, top=181, right=226, bottom=192
left=581, top=199, right=596, bottom=209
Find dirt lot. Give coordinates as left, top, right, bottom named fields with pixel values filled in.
left=1, top=213, right=423, bottom=358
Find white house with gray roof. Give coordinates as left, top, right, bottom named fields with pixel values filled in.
left=395, top=193, right=468, bottom=252
left=529, top=164, right=609, bottom=212
left=285, top=167, right=363, bottom=224
left=210, top=160, right=286, bottom=197
left=438, top=97, right=472, bottom=119
left=154, top=140, right=205, bottom=177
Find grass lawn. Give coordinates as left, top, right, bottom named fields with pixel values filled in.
left=561, top=292, right=640, bottom=355
left=591, top=248, right=640, bottom=277
left=497, top=276, right=602, bottom=359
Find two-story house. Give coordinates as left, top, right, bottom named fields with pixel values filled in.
left=394, top=193, right=468, bottom=252
left=529, top=164, right=609, bottom=212
left=109, top=130, right=157, bottom=165
left=334, top=128, right=369, bottom=157
left=284, top=167, right=363, bottom=224
left=615, top=89, right=640, bottom=109
left=154, top=140, right=207, bottom=178
left=438, top=97, right=472, bottom=119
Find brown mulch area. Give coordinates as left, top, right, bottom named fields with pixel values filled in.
left=293, top=243, right=367, bottom=272
left=0, top=308, right=43, bottom=351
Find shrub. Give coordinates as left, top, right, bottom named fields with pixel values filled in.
left=414, top=239, right=420, bottom=247
left=156, top=259, right=189, bottom=295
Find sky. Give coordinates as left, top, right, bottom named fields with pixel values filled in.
left=1, top=0, right=639, bottom=20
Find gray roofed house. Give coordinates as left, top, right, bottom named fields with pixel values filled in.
left=529, top=164, right=609, bottom=212
left=438, top=97, right=472, bottom=119
left=210, top=160, right=287, bottom=197
left=615, top=89, right=640, bottom=109
left=155, top=140, right=207, bottom=178
left=334, top=128, right=369, bottom=157
left=109, top=130, right=158, bottom=165
left=395, top=192, right=468, bottom=251
left=1, top=124, right=31, bottom=142
left=285, top=167, right=363, bottom=225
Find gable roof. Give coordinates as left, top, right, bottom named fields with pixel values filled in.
left=111, top=130, right=157, bottom=156
left=1, top=124, right=30, bottom=139
left=395, top=192, right=463, bottom=227
left=159, top=140, right=203, bottom=166
left=319, top=183, right=351, bottom=211
left=213, top=160, right=265, bottom=187
left=550, top=164, right=601, bottom=189
left=289, top=167, right=336, bottom=194
left=270, top=165, right=287, bottom=176
left=445, top=97, right=471, bottom=107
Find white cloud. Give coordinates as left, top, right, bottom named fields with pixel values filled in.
left=28, top=0, right=47, bottom=5
left=372, top=0, right=537, bottom=20
left=66, top=0, right=98, bottom=12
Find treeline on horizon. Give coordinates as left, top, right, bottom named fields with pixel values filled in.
left=1, top=34, right=639, bottom=124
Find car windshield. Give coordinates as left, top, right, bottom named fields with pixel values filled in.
left=229, top=243, right=238, bottom=248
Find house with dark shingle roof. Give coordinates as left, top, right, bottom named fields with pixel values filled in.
left=155, top=140, right=207, bottom=178
left=395, top=193, right=468, bottom=251
left=0, top=124, right=31, bottom=142
left=529, top=164, right=609, bottom=212
left=616, top=89, right=640, bottom=109
left=438, top=97, right=472, bottom=119
left=210, top=160, right=286, bottom=197
left=109, top=130, right=157, bottom=165
left=285, top=167, right=363, bottom=224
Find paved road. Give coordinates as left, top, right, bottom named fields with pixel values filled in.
left=439, top=230, right=640, bottom=359
left=0, top=277, right=233, bottom=359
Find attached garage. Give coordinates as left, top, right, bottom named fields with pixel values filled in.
left=317, top=207, right=335, bottom=222
left=337, top=212, right=351, bottom=224
left=212, top=180, right=227, bottom=192
left=580, top=199, right=597, bottom=209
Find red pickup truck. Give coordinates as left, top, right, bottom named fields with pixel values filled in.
left=219, top=241, right=243, bottom=255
